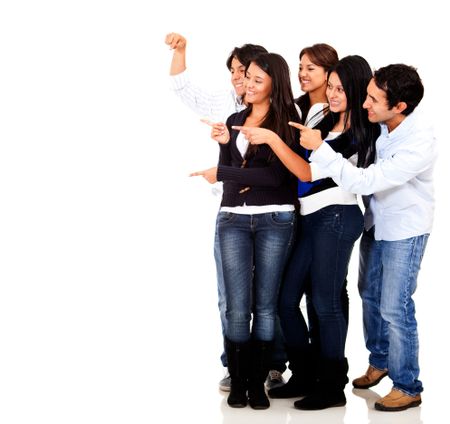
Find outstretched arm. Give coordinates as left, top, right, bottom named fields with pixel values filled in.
left=190, top=167, right=218, bottom=184
left=201, top=119, right=230, bottom=144
left=232, top=125, right=312, bottom=182
left=307, top=127, right=437, bottom=194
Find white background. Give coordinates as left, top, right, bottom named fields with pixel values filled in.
left=0, top=1, right=449, bottom=423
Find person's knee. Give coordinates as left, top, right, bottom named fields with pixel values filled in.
left=379, top=302, right=402, bottom=325
left=312, top=296, right=342, bottom=318
left=226, top=310, right=251, bottom=324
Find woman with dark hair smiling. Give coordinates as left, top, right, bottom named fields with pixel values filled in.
left=269, top=43, right=341, bottom=401
left=296, top=43, right=339, bottom=126
left=166, top=34, right=289, bottom=392
left=236, top=55, right=380, bottom=410
left=191, top=52, right=301, bottom=410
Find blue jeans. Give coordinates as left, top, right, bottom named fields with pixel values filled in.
left=279, top=205, right=363, bottom=360
left=359, top=228, right=429, bottom=396
left=215, top=215, right=288, bottom=369
left=217, top=211, right=296, bottom=343
left=214, top=220, right=228, bottom=367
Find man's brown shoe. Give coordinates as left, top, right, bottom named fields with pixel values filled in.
left=352, top=365, right=388, bottom=389
left=375, top=388, right=421, bottom=411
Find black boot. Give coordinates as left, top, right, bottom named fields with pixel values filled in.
left=268, top=345, right=315, bottom=399
left=248, top=340, right=272, bottom=410
left=294, top=357, right=348, bottom=410
left=225, top=338, right=249, bottom=408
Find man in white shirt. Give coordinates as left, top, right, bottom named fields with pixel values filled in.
left=297, top=64, right=437, bottom=411
left=166, top=33, right=247, bottom=122
left=165, top=33, right=288, bottom=392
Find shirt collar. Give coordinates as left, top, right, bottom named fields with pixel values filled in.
left=380, top=110, right=418, bottom=139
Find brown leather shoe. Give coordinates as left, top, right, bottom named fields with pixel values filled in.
left=352, top=365, right=388, bottom=389
left=375, top=388, right=421, bottom=411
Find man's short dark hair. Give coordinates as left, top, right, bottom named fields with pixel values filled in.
left=374, top=64, right=424, bottom=116
left=226, top=44, right=268, bottom=70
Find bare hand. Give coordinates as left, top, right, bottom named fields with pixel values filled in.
left=232, top=126, right=281, bottom=146
left=189, top=167, right=218, bottom=184
left=165, top=32, right=186, bottom=51
left=201, top=119, right=230, bottom=144
left=288, top=121, right=323, bottom=150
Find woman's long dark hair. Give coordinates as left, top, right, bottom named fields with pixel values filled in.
left=245, top=53, right=300, bottom=158
left=327, top=55, right=380, bottom=167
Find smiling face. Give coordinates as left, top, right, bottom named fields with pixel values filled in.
left=230, top=57, right=246, bottom=97
left=363, top=78, right=394, bottom=123
left=326, top=71, right=347, bottom=113
left=298, top=53, right=328, bottom=95
left=244, top=62, right=272, bottom=106
left=363, top=78, right=409, bottom=132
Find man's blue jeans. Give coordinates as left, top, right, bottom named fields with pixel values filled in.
left=217, top=211, right=295, bottom=344
left=359, top=228, right=429, bottom=396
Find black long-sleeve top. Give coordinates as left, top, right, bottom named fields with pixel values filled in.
left=217, top=109, right=299, bottom=208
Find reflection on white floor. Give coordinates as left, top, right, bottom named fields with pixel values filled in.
left=158, top=214, right=444, bottom=424
left=160, top=300, right=439, bottom=424
left=170, top=367, right=429, bottom=424
left=1, top=178, right=446, bottom=424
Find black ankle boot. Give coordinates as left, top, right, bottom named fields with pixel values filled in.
left=294, top=357, right=348, bottom=410
left=268, top=345, right=315, bottom=399
left=225, top=338, right=249, bottom=408
left=294, top=389, right=346, bottom=410
left=269, top=373, right=311, bottom=399
left=248, top=340, right=272, bottom=410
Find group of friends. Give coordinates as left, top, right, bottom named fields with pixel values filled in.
left=165, top=32, right=437, bottom=413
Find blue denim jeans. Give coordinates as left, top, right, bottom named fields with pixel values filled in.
left=279, top=205, right=363, bottom=360
left=358, top=228, right=429, bottom=396
left=214, top=220, right=228, bottom=367
left=215, top=215, right=288, bottom=370
left=217, top=211, right=296, bottom=343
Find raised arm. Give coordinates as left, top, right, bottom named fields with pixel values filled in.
left=165, top=33, right=233, bottom=121
left=165, top=32, right=186, bottom=76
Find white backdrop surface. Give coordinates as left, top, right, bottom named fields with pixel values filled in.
left=0, top=1, right=448, bottom=423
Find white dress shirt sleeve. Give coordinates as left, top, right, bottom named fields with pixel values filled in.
left=170, top=70, right=236, bottom=121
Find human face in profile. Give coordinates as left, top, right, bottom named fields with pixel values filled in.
left=363, top=78, right=396, bottom=121
left=230, top=57, right=246, bottom=97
